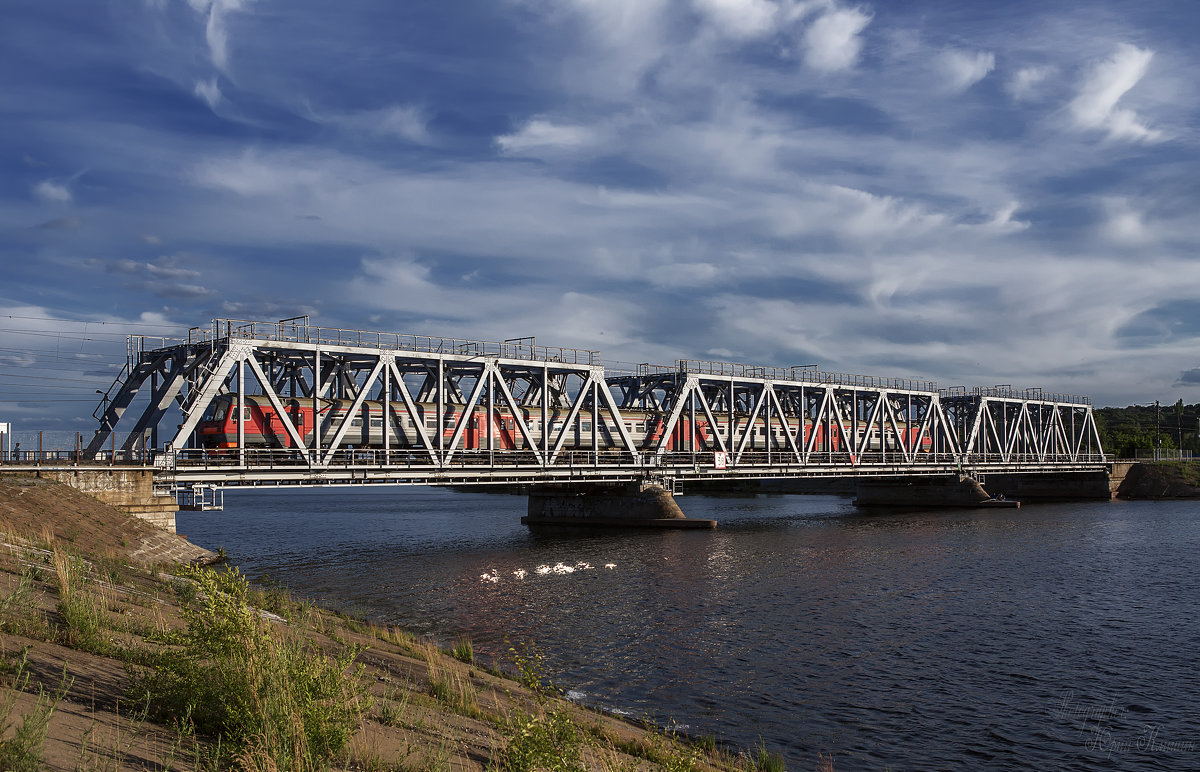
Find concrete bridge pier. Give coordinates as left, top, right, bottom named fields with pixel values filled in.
left=40, top=469, right=179, bottom=533
left=854, top=474, right=993, bottom=508
left=976, top=471, right=1115, bottom=500
left=523, top=482, right=716, bottom=528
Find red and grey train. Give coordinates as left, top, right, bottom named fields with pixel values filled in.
left=196, top=393, right=930, bottom=453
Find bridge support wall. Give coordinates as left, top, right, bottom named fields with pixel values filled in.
left=524, top=483, right=715, bottom=528
left=855, top=475, right=991, bottom=507
left=1108, top=462, right=1136, bottom=498
left=978, top=471, right=1114, bottom=500
left=40, top=469, right=178, bottom=533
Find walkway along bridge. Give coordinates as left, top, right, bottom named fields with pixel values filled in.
left=67, top=318, right=1109, bottom=522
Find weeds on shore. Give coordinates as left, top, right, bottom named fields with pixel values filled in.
left=53, top=546, right=115, bottom=654
left=751, top=738, right=787, bottom=772
left=0, top=650, right=72, bottom=772
left=131, top=565, right=374, bottom=771
left=494, top=642, right=585, bottom=772
left=0, top=567, right=48, bottom=639
left=452, top=634, right=475, bottom=664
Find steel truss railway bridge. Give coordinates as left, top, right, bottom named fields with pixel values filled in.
left=81, top=318, right=1106, bottom=509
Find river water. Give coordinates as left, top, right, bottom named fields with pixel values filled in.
left=179, top=489, right=1200, bottom=770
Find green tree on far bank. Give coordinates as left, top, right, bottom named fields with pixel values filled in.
left=1095, top=401, right=1200, bottom=458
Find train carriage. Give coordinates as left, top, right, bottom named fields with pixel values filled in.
left=196, top=393, right=932, bottom=456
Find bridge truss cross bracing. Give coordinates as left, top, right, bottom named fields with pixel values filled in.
left=84, top=319, right=1107, bottom=491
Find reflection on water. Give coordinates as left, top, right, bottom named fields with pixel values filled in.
left=180, top=488, right=1200, bottom=770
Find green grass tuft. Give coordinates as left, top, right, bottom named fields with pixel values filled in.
left=451, top=634, right=474, bottom=664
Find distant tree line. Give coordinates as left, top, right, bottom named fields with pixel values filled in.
left=1095, top=400, right=1200, bottom=458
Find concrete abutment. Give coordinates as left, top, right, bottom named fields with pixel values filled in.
left=40, top=469, right=179, bottom=533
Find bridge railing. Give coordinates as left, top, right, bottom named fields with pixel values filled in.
left=190, top=318, right=602, bottom=365
left=940, top=385, right=1092, bottom=405
left=635, top=360, right=940, bottom=392
left=0, top=449, right=153, bottom=466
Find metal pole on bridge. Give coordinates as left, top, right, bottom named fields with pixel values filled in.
left=238, top=358, right=245, bottom=466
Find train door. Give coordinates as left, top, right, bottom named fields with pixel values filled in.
left=287, top=407, right=306, bottom=446
left=264, top=410, right=288, bottom=448
left=465, top=414, right=480, bottom=450
left=498, top=414, right=517, bottom=450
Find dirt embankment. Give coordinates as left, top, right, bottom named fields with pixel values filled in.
left=1117, top=462, right=1200, bottom=499
left=0, top=474, right=215, bottom=567
left=0, top=475, right=763, bottom=771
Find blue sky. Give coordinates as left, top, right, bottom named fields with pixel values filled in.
left=3, top=0, right=1198, bottom=430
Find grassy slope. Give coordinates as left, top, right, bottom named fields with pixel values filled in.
left=0, top=475, right=772, bottom=772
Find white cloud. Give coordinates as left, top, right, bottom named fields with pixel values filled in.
left=496, top=119, right=599, bottom=155
left=346, top=255, right=651, bottom=354
left=193, top=150, right=330, bottom=196
left=371, top=105, right=431, bottom=144
left=1100, top=198, right=1151, bottom=245
left=692, top=0, right=779, bottom=40
left=320, top=104, right=433, bottom=144
left=937, top=49, right=995, bottom=93
left=803, top=6, right=872, bottom=72
left=187, top=0, right=254, bottom=73
left=1007, top=65, right=1051, bottom=101
left=194, top=78, right=222, bottom=109
left=981, top=202, right=1030, bottom=234
left=33, top=180, right=72, bottom=203
left=1069, top=43, right=1160, bottom=142
left=554, top=0, right=672, bottom=96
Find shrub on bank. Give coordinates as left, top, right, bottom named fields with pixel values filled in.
left=131, top=565, right=372, bottom=771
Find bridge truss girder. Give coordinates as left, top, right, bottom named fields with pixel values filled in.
left=84, top=323, right=1107, bottom=486
left=945, top=396, right=1103, bottom=464
left=608, top=374, right=961, bottom=468
left=88, top=336, right=645, bottom=469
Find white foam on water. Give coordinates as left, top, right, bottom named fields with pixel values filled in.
left=565, top=690, right=586, bottom=702
left=512, top=568, right=527, bottom=579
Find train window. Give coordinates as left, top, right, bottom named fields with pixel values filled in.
left=211, top=404, right=228, bottom=422
left=242, top=408, right=252, bottom=421
left=351, top=419, right=362, bottom=427
left=581, top=421, right=592, bottom=432
left=425, top=418, right=436, bottom=429
left=370, top=419, right=382, bottom=428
